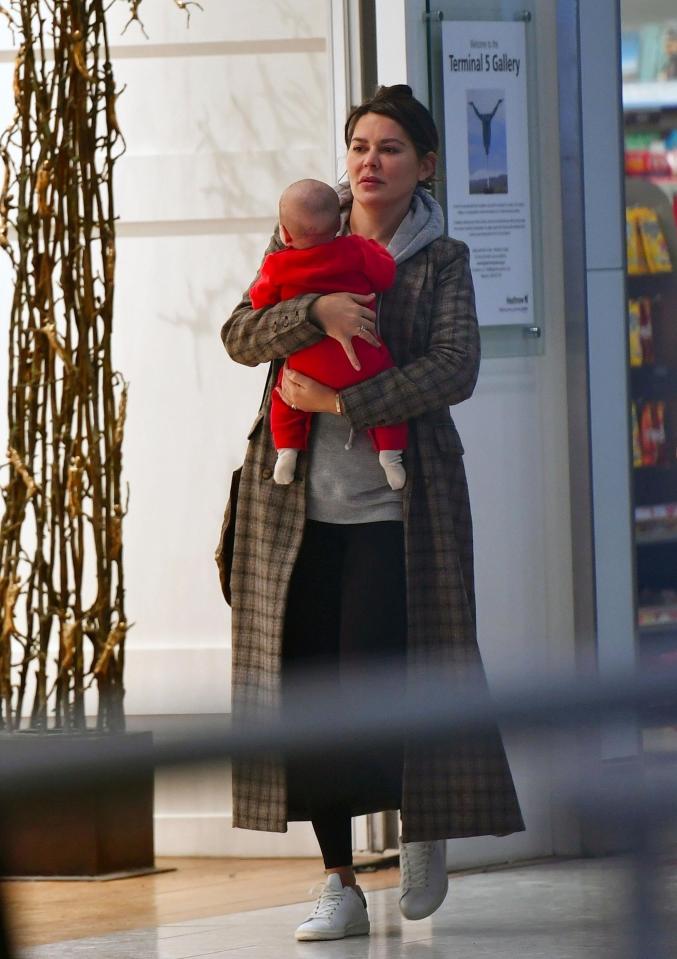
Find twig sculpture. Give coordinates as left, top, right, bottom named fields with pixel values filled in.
left=0, top=0, right=200, bottom=733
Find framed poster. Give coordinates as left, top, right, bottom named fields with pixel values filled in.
left=442, top=20, right=535, bottom=328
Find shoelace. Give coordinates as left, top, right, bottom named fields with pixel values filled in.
left=307, top=885, right=346, bottom=920
left=401, top=841, right=434, bottom=889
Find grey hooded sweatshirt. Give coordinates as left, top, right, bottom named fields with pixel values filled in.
left=306, top=186, right=445, bottom=524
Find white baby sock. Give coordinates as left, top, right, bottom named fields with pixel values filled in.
left=379, top=449, right=406, bottom=491
left=274, top=448, right=299, bottom=485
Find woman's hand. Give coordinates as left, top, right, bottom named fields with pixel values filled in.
left=276, top=364, right=338, bottom=415
left=310, top=292, right=379, bottom=371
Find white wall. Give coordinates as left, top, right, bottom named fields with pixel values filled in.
left=0, top=0, right=335, bottom=857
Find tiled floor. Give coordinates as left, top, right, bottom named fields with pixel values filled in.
left=16, top=858, right=677, bottom=959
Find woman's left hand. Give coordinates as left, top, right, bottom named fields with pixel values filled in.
left=277, top=363, right=337, bottom=414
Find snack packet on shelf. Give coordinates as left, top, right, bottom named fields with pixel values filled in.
left=654, top=401, right=667, bottom=467
left=628, top=299, right=642, bottom=366
left=639, top=296, right=655, bottom=365
left=640, top=401, right=657, bottom=466
left=632, top=402, right=643, bottom=468
left=636, top=206, right=673, bottom=273
left=626, top=208, right=648, bottom=274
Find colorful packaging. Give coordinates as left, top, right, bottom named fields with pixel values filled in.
left=640, top=402, right=657, bottom=466
left=654, top=401, right=667, bottom=466
left=632, top=402, right=643, bottom=468
left=624, top=150, right=672, bottom=177
left=638, top=401, right=668, bottom=467
left=628, top=299, right=643, bottom=366
left=636, top=206, right=673, bottom=273
left=639, top=297, right=655, bottom=365
left=626, top=208, right=648, bottom=274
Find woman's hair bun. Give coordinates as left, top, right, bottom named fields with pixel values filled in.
left=375, top=84, right=413, bottom=99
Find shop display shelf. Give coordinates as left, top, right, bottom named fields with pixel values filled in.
left=631, top=365, right=677, bottom=397
left=627, top=273, right=674, bottom=298
left=627, top=269, right=674, bottom=280
left=636, top=529, right=677, bottom=546
left=635, top=502, right=677, bottom=545
left=623, top=81, right=677, bottom=110
left=624, top=103, right=677, bottom=132
left=634, top=464, right=677, bottom=506
left=634, top=462, right=677, bottom=473
left=636, top=502, right=677, bottom=521
left=638, top=606, right=677, bottom=631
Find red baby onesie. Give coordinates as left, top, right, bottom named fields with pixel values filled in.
left=249, top=234, right=408, bottom=453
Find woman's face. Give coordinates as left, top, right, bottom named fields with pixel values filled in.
left=346, top=113, right=436, bottom=209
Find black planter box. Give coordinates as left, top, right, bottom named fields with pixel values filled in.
left=0, top=731, right=155, bottom=878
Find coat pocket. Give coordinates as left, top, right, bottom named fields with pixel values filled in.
left=215, top=466, right=242, bottom=606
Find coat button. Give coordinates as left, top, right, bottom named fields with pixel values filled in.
left=261, top=467, right=273, bottom=480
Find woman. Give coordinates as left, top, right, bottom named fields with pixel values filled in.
left=218, top=85, right=524, bottom=942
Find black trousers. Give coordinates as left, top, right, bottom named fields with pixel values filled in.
left=282, top=520, right=407, bottom=868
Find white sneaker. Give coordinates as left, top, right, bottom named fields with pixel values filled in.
left=399, top=837, right=449, bottom=920
left=295, top=873, right=370, bottom=941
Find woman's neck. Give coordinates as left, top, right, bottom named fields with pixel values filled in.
left=349, top=196, right=411, bottom=246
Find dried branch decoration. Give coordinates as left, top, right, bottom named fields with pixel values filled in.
left=0, top=0, right=152, bottom=733
left=124, top=0, right=203, bottom=35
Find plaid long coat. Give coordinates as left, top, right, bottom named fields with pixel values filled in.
left=217, top=229, right=525, bottom=842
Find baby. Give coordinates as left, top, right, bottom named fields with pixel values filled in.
left=249, top=178, right=408, bottom=489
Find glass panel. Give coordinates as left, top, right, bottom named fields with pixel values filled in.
left=425, top=0, right=544, bottom=357
left=621, top=0, right=677, bottom=760
left=480, top=322, right=543, bottom=357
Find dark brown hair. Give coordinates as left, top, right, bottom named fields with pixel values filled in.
left=344, top=84, right=439, bottom=188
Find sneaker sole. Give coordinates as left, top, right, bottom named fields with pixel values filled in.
left=295, top=920, right=370, bottom=941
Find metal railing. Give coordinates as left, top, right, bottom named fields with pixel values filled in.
left=0, top=662, right=675, bottom=958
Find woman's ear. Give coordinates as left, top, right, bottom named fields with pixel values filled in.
left=418, top=152, right=437, bottom=184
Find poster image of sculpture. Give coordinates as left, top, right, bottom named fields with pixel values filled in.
left=466, top=90, right=508, bottom=195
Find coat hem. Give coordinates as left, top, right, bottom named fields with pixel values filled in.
left=232, top=814, right=527, bottom=842
left=401, top=820, right=526, bottom=843
left=232, top=817, right=288, bottom=834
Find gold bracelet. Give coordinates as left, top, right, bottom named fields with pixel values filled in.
left=335, top=392, right=343, bottom=415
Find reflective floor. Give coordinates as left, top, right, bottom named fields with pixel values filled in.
left=16, top=858, right=677, bottom=958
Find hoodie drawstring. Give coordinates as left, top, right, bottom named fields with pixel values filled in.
left=344, top=292, right=382, bottom=451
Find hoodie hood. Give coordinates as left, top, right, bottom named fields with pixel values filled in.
left=336, top=183, right=445, bottom=265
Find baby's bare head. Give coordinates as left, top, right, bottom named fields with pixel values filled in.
left=279, top=179, right=340, bottom=249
